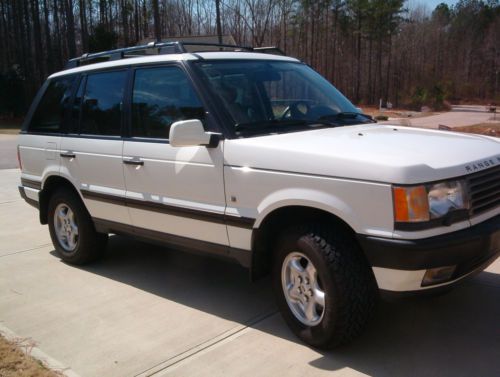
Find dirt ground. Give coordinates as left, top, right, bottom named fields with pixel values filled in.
left=0, top=335, right=59, bottom=377
left=453, top=123, right=500, bottom=137
left=360, top=106, right=439, bottom=119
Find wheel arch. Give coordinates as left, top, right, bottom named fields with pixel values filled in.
left=39, top=175, right=81, bottom=224
left=250, top=205, right=357, bottom=281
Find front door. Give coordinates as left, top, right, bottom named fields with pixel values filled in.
left=122, top=65, right=228, bottom=246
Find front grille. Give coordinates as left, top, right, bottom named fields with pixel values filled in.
left=467, top=165, right=500, bottom=216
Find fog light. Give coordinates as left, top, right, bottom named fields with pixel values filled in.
left=421, top=266, right=456, bottom=287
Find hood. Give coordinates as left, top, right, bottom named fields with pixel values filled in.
left=224, top=124, right=500, bottom=184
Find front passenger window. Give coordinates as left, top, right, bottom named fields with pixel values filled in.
left=131, top=67, right=205, bottom=139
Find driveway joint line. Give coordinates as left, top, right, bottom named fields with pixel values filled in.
left=134, top=310, right=278, bottom=377
left=0, top=243, right=52, bottom=258
left=0, top=199, right=22, bottom=205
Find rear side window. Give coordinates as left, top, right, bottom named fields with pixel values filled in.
left=131, top=66, right=205, bottom=139
left=80, top=71, right=127, bottom=136
left=29, top=76, right=75, bottom=133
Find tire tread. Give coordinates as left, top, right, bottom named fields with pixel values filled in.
left=274, top=223, right=378, bottom=348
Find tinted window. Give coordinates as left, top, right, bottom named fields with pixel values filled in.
left=195, top=61, right=366, bottom=137
left=29, top=76, right=75, bottom=133
left=80, top=71, right=127, bottom=136
left=131, top=67, right=205, bottom=139
left=69, top=76, right=85, bottom=134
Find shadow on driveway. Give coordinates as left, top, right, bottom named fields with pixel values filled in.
left=308, top=271, right=499, bottom=376
left=52, top=235, right=500, bottom=376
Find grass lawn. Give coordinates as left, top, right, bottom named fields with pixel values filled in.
left=0, top=335, right=60, bottom=377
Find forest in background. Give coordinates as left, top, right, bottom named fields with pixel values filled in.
left=0, top=0, right=499, bottom=117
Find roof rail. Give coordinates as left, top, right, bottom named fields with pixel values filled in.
left=65, top=41, right=284, bottom=69
left=252, top=47, right=285, bottom=55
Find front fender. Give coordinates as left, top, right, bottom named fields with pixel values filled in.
left=255, top=188, right=359, bottom=231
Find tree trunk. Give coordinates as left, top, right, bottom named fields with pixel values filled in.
left=368, top=38, right=373, bottom=103
left=22, top=0, right=33, bottom=80
left=79, top=0, right=88, bottom=52
left=99, top=0, right=106, bottom=24
left=134, top=0, right=139, bottom=42
left=331, top=6, right=338, bottom=84
left=42, top=0, right=53, bottom=72
left=30, top=0, right=43, bottom=81
left=64, top=0, right=76, bottom=58
left=152, top=0, right=160, bottom=42
left=215, top=0, right=222, bottom=45
left=355, top=16, right=362, bottom=103
left=142, top=0, right=148, bottom=38
left=53, top=0, right=63, bottom=68
left=121, top=0, right=129, bottom=46
left=385, top=35, right=392, bottom=103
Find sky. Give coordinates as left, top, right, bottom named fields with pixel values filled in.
left=408, top=0, right=458, bottom=11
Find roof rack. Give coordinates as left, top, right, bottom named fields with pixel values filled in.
left=65, top=41, right=285, bottom=69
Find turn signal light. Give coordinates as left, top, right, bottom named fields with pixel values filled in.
left=393, top=185, right=430, bottom=222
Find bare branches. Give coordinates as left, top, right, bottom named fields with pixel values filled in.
left=0, top=0, right=499, bottom=117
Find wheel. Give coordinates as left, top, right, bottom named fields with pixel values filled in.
left=273, top=224, right=378, bottom=348
left=48, top=187, right=108, bottom=265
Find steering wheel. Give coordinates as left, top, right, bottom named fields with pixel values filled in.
left=280, top=101, right=311, bottom=120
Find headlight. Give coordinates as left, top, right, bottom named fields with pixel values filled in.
left=427, top=180, right=469, bottom=219
left=393, top=180, right=469, bottom=227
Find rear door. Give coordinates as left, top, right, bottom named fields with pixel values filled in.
left=60, top=70, right=130, bottom=225
left=122, top=65, right=229, bottom=246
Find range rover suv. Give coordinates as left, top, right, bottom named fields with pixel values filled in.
left=18, top=42, right=500, bottom=348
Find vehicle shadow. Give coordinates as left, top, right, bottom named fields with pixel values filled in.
left=308, top=273, right=500, bottom=376
left=53, top=235, right=500, bottom=376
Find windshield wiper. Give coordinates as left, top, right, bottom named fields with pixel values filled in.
left=235, top=119, right=327, bottom=133
left=234, top=119, right=316, bottom=131
left=319, top=112, right=375, bottom=122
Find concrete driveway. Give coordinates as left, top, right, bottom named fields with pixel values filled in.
left=1, top=167, right=499, bottom=377
left=0, top=134, right=18, bottom=169
left=1, top=126, right=500, bottom=377
left=385, top=105, right=498, bottom=129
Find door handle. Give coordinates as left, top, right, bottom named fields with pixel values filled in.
left=60, top=151, right=76, bottom=158
left=123, top=158, right=144, bottom=166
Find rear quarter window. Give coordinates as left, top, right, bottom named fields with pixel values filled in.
left=29, top=76, right=75, bottom=133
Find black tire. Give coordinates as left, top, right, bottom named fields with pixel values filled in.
left=273, top=224, right=378, bottom=349
left=48, top=187, right=108, bottom=265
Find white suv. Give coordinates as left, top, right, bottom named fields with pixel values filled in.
left=18, top=42, right=500, bottom=348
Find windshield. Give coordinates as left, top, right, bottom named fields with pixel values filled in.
left=194, top=60, right=373, bottom=136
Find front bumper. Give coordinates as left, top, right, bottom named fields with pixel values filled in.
left=358, top=215, right=500, bottom=293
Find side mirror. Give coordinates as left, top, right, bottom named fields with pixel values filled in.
left=169, top=119, right=220, bottom=148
